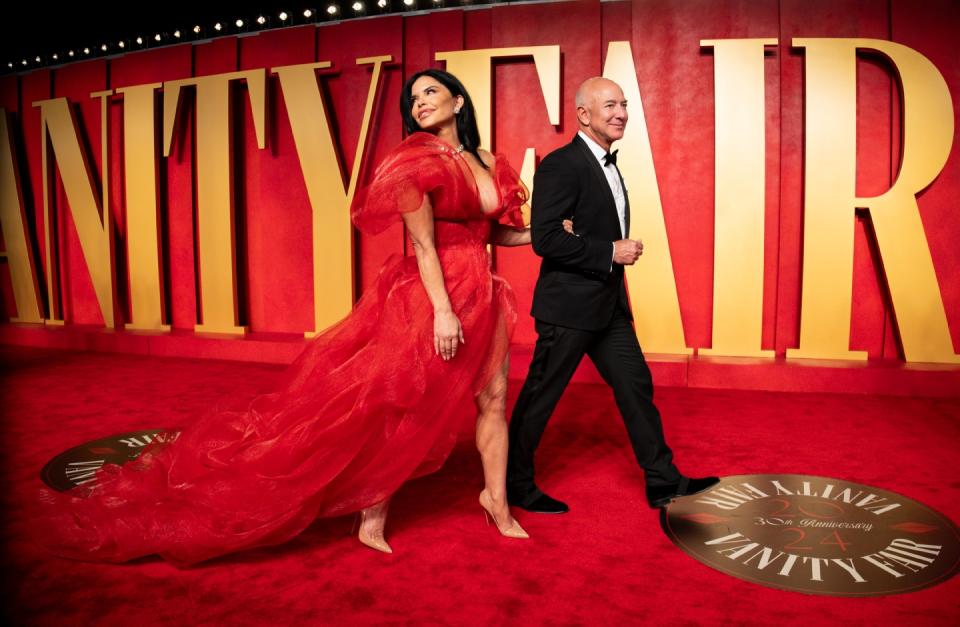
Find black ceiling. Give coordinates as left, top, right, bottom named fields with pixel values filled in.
left=2, top=1, right=505, bottom=72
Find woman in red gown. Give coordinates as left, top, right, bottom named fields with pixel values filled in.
left=31, top=69, right=532, bottom=566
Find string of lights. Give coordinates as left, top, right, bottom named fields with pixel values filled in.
left=2, top=1, right=519, bottom=75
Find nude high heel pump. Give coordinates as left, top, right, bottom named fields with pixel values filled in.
left=479, top=490, right=529, bottom=539
left=356, top=506, right=393, bottom=554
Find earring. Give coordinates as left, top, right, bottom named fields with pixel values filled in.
left=454, top=107, right=461, bottom=114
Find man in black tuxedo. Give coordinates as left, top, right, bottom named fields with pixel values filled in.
left=506, top=77, right=718, bottom=513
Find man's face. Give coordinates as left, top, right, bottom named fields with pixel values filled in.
left=578, top=80, right=628, bottom=148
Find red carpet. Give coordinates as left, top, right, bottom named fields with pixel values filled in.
left=2, top=346, right=959, bottom=625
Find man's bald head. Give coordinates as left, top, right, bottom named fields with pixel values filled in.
left=575, top=77, right=621, bottom=108
left=574, top=77, right=628, bottom=151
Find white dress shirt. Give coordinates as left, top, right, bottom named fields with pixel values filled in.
left=577, top=130, right=626, bottom=238
left=577, top=130, right=625, bottom=268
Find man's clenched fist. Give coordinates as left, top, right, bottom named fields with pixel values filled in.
left=613, top=239, right=644, bottom=265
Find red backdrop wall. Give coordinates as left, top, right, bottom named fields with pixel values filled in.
left=1, top=0, right=959, bottom=393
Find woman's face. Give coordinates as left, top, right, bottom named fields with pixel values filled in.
left=409, top=76, right=464, bottom=132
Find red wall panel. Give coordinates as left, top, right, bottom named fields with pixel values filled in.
left=778, top=0, right=893, bottom=359
left=0, top=75, right=18, bottom=117
left=632, top=0, right=781, bottom=353
left=317, top=18, right=405, bottom=297
left=110, top=45, right=194, bottom=329
left=892, top=0, right=960, bottom=355
left=404, top=10, right=464, bottom=76
left=464, top=6, right=493, bottom=51
left=239, top=27, right=317, bottom=334
left=1, top=75, right=22, bottom=318
left=1, top=0, right=958, bottom=377
left=51, top=59, right=108, bottom=326
left=492, top=0, right=603, bottom=345
left=18, top=70, right=50, bottom=320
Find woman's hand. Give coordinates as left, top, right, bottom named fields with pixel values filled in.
left=434, top=310, right=465, bottom=361
left=562, top=218, right=575, bottom=235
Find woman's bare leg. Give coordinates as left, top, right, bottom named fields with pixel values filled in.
left=475, top=358, right=527, bottom=537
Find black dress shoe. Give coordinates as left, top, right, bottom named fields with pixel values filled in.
left=508, top=491, right=569, bottom=514
left=646, top=476, right=720, bottom=508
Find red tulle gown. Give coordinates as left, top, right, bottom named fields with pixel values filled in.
left=31, top=132, right=527, bottom=567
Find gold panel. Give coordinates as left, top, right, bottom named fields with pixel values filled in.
left=603, top=41, right=691, bottom=355
left=33, top=96, right=116, bottom=328
left=0, top=109, right=43, bottom=323
left=789, top=39, right=958, bottom=364
left=699, top=39, right=777, bottom=358
left=518, top=147, right=536, bottom=226
left=435, top=46, right=560, bottom=149
left=272, top=57, right=391, bottom=338
left=163, top=70, right=268, bottom=336
left=117, top=83, right=169, bottom=332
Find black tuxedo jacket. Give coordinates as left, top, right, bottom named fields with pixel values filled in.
left=530, top=134, right=632, bottom=331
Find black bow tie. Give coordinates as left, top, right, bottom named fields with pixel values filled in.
left=603, top=150, right=618, bottom=167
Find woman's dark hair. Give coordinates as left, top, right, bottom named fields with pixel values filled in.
left=401, top=68, right=488, bottom=169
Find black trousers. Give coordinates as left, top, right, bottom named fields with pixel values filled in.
left=506, top=312, right=681, bottom=504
